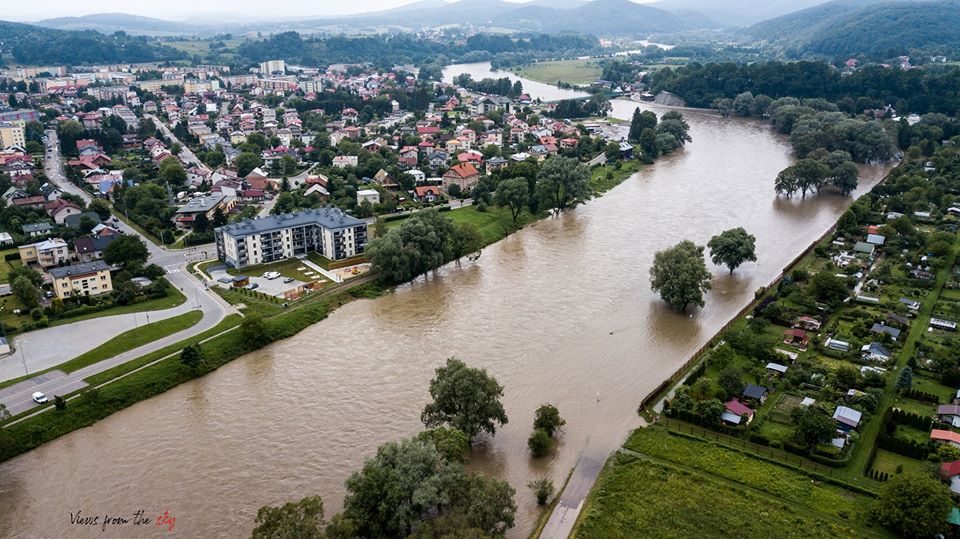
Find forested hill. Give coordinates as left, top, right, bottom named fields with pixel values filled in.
left=749, top=0, right=960, bottom=59
left=0, top=20, right=186, bottom=65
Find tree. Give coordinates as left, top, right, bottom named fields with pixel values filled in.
left=528, top=429, right=551, bottom=457
left=236, top=152, right=264, bottom=177
left=628, top=108, right=656, bottom=142
left=11, top=276, right=39, bottom=309
left=494, top=178, right=528, bottom=224
left=421, top=358, right=508, bottom=440
left=180, top=344, right=204, bottom=370
left=54, top=395, right=66, bottom=411
left=790, top=405, right=836, bottom=450
left=158, top=159, right=187, bottom=186
left=535, top=157, right=590, bottom=211
left=774, top=159, right=829, bottom=199
left=451, top=222, right=483, bottom=263
left=240, top=316, right=272, bottom=349
left=252, top=496, right=337, bottom=539
left=171, top=142, right=182, bottom=155
left=0, top=403, right=10, bottom=422
left=212, top=207, right=227, bottom=228
left=809, top=272, right=850, bottom=307
left=717, top=367, right=744, bottom=398
left=707, top=228, right=757, bottom=274
left=830, top=161, right=859, bottom=196
left=103, top=235, right=149, bottom=267
left=694, top=398, right=724, bottom=423
left=533, top=404, right=565, bottom=437
left=343, top=437, right=516, bottom=538
left=528, top=478, right=554, bottom=506
left=876, top=474, right=951, bottom=538
left=649, top=240, right=712, bottom=311
left=638, top=128, right=659, bottom=161
left=415, top=427, right=470, bottom=464
left=896, top=366, right=914, bottom=389
left=88, top=199, right=112, bottom=221
left=193, top=212, right=210, bottom=233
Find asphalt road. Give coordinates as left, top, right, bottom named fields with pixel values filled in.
left=143, top=114, right=210, bottom=174
left=0, top=132, right=237, bottom=414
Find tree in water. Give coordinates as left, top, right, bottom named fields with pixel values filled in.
left=649, top=240, right=712, bottom=311
left=707, top=228, right=758, bottom=274
left=421, top=358, right=508, bottom=440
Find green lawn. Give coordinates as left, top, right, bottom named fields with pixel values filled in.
left=386, top=206, right=544, bottom=246
left=624, top=428, right=879, bottom=524
left=890, top=395, right=936, bottom=417
left=573, top=455, right=881, bottom=539
left=47, top=285, right=187, bottom=327
left=871, top=449, right=933, bottom=477
left=590, top=160, right=643, bottom=194
left=0, top=249, right=19, bottom=284
left=914, top=375, right=954, bottom=403
left=508, top=58, right=603, bottom=86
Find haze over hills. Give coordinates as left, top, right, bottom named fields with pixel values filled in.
left=651, top=0, right=832, bottom=26
left=36, top=13, right=197, bottom=36
left=749, top=0, right=960, bottom=58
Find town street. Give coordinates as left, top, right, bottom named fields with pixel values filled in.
left=0, top=132, right=239, bottom=412
left=143, top=113, right=210, bottom=173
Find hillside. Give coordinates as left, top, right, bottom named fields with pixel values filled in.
left=748, top=0, right=960, bottom=58
left=0, top=20, right=186, bottom=65
left=653, top=0, right=831, bottom=26
left=493, top=0, right=712, bottom=35
left=35, top=13, right=191, bottom=36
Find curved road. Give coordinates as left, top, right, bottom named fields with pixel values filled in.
left=0, top=132, right=236, bottom=415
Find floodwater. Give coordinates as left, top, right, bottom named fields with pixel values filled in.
left=0, top=63, right=891, bottom=538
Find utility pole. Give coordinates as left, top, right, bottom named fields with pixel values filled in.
left=18, top=340, right=28, bottom=376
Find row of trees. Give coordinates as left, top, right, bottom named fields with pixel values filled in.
left=628, top=108, right=693, bottom=161
left=774, top=151, right=860, bottom=198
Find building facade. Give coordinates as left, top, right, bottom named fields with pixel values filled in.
left=0, top=123, right=25, bottom=149
left=50, top=261, right=113, bottom=299
left=215, top=208, right=368, bottom=269
left=19, top=238, right=69, bottom=268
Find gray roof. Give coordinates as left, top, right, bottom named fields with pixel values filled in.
left=48, top=260, right=111, bottom=279
left=742, top=384, right=767, bottom=400
left=175, top=194, right=226, bottom=214
left=833, top=406, right=862, bottom=427
left=217, top=207, right=365, bottom=239
left=64, top=212, right=102, bottom=229
left=22, top=221, right=55, bottom=233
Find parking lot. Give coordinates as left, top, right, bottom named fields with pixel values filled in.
left=208, top=260, right=328, bottom=298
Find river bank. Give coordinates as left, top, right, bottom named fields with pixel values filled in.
left=0, top=64, right=893, bottom=539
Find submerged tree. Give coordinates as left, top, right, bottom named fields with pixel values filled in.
left=707, top=228, right=758, bottom=274
left=649, top=240, right=712, bottom=311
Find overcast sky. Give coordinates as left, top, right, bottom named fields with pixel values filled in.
left=5, top=0, right=654, bottom=23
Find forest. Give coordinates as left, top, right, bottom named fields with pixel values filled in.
left=649, top=61, right=960, bottom=116
left=0, top=21, right=185, bottom=65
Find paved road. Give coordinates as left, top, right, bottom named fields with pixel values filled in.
left=143, top=114, right=210, bottom=173
left=0, top=133, right=237, bottom=413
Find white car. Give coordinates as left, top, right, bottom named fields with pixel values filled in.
left=263, top=271, right=281, bottom=280
left=32, top=392, right=48, bottom=404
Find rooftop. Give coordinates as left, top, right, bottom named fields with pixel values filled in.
left=49, top=260, right=110, bottom=279
left=217, top=207, right=365, bottom=238
left=175, top=194, right=225, bottom=214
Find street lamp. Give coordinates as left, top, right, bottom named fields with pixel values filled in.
left=18, top=340, right=28, bottom=376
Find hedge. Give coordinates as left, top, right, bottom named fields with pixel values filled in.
left=877, top=433, right=930, bottom=459
left=890, top=408, right=934, bottom=431
left=902, top=388, right=941, bottom=404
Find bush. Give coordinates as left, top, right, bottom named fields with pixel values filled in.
left=528, top=478, right=554, bottom=506
left=53, top=395, right=66, bottom=411
left=528, top=429, right=551, bottom=457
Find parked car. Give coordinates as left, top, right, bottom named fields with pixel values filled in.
left=32, top=392, right=48, bottom=404
left=283, top=277, right=295, bottom=284
left=246, top=283, right=259, bottom=290
left=263, top=271, right=281, bottom=280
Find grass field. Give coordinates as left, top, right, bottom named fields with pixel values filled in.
left=871, top=449, right=933, bottom=477
left=509, top=59, right=603, bottom=86
left=573, top=455, right=874, bottom=539
left=623, top=428, right=879, bottom=524
left=387, top=206, right=544, bottom=246
left=226, top=257, right=327, bottom=283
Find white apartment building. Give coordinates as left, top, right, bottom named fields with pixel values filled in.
left=215, top=208, right=368, bottom=269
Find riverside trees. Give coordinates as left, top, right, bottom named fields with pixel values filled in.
left=707, top=228, right=757, bottom=274
left=421, top=358, right=508, bottom=440
left=649, top=240, right=712, bottom=311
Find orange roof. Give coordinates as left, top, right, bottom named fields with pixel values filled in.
left=932, top=429, right=960, bottom=444
left=446, top=163, right=479, bottom=179
left=942, top=460, right=960, bottom=478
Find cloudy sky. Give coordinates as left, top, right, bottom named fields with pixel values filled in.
left=5, top=0, right=654, bottom=22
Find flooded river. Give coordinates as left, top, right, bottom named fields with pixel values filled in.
left=0, top=63, right=891, bottom=538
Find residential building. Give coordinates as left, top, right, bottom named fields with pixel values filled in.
left=49, top=260, right=113, bottom=299
left=357, top=189, right=380, bottom=205
left=215, top=207, right=368, bottom=269
left=441, top=163, right=480, bottom=192
left=19, top=238, right=70, bottom=268
left=173, top=194, right=230, bottom=228
left=259, top=60, right=286, bottom=74
left=74, top=235, right=117, bottom=262
left=0, top=122, right=25, bottom=149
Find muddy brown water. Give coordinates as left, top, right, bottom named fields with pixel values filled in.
left=0, top=63, right=891, bottom=538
